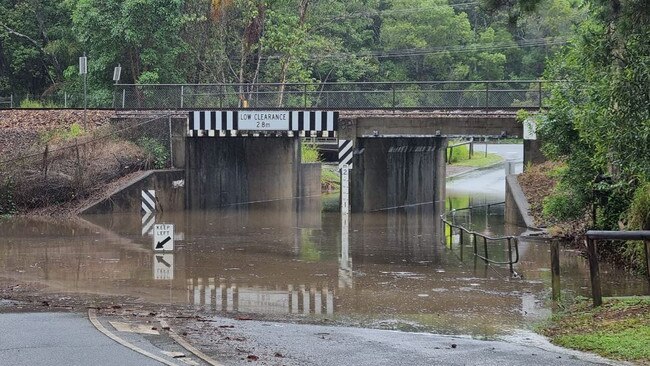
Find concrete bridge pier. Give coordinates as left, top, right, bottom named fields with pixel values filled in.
left=350, top=137, right=447, bottom=212
left=185, top=137, right=302, bottom=209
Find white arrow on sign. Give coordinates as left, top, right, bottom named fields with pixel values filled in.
left=153, top=224, right=174, bottom=251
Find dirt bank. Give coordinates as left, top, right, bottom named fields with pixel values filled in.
left=517, top=161, right=590, bottom=241
left=0, top=110, right=160, bottom=217
left=0, top=109, right=114, bottom=159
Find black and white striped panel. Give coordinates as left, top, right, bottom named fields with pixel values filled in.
left=189, top=111, right=237, bottom=137
left=338, top=139, right=353, bottom=170
left=142, top=212, right=155, bottom=236
left=287, top=111, right=337, bottom=135
left=187, top=111, right=338, bottom=137
left=141, top=189, right=156, bottom=215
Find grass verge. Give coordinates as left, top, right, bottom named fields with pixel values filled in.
left=540, top=296, right=650, bottom=364
left=452, top=153, right=503, bottom=168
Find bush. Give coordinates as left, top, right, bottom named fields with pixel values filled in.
left=447, top=142, right=470, bottom=163
left=0, top=177, right=17, bottom=215
left=41, top=123, right=85, bottom=143
left=302, top=142, right=320, bottom=163
left=136, top=137, right=169, bottom=169
left=624, top=182, right=650, bottom=271
left=542, top=191, right=582, bottom=222
left=20, top=98, right=44, bottom=108
left=628, top=182, right=650, bottom=230
left=19, top=98, right=58, bottom=108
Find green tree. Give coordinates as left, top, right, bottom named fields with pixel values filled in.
left=70, top=0, right=187, bottom=105
left=538, top=0, right=650, bottom=230
left=0, top=0, right=77, bottom=98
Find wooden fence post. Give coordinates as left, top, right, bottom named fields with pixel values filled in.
left=586, top=238, right=603, bottom=307
left=645, top=239, right=650, bottom=288
left=551, top=240, right=561, bottom=302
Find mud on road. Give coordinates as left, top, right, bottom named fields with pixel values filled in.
left=0, top=277, right=620, bottom=366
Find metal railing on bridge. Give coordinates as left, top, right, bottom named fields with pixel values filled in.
left=441, top=202, right=520, bottom=273
left=113, top=80, right=552, bottom=110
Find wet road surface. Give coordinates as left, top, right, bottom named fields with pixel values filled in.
left=0, top=312, right=165, bottom=366
left=179, top=315, right=618, bottom=366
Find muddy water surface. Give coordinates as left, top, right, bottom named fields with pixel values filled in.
left=1, top=147, right=648, bottom=338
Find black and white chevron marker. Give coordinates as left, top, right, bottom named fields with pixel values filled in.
left=338, top=139, right=353, bottom=170
left=141, top=189, right=156, bottom=215
left=141, top=212, right=155, bottom=236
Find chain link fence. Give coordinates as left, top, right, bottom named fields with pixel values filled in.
left=113, top=80, right=550, bottom=110
left=0, top=112, right=173, bottom=214
left=0, top=92, right=90, bottom=108
left=2, top=80, right=554, bottom=110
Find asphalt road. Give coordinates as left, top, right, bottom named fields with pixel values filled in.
left=0, top=312, right=173, bottom=366
left=183, top=316, right=622, bottom=366
left=0, top=308, right=624, bottom=366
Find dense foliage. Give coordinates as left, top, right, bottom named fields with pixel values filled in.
left=1, top=0, right=586, bottom=103
left=537, top=0, right=649, bottom=234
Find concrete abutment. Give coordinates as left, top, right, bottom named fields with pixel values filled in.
left=185, top=137, right=308, bottom=209
left=350, top=137, right=447, bottom=212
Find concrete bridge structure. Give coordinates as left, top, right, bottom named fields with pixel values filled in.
left=165, top=109, right=530, bottom=213
left=96, top=109, right=537, bottom=214
left=94, top=80, right=545, bottom=214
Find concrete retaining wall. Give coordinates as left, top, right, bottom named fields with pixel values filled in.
left=81, top=169, right=185, bottom=215
left=505, top=174, right=538, bottom=229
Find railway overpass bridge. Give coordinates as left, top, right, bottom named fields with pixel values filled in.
left=110, top=81, right=544, bottom=213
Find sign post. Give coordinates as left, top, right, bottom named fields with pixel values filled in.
left=339, top=163, right=352, bottom=288
left=340, top=164, right=350, bottom=215
left=79, top=54, right=87, bottom=129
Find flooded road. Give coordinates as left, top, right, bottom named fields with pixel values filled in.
left=1, top=144, right=648, bottom=339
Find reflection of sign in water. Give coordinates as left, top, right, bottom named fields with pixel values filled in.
left=153, top=224, right=174, bottom=251
left=141, top=212, right=155, bottom=236
left=153, top=254, right=174, bottom=280
left=186, top=279, right=334, bottom=315
left=339, top=211, right=353, bottom=288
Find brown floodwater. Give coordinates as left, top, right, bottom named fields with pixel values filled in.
left=1, top=191, right=648, bottom=337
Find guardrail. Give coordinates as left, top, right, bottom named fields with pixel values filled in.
left=440, top=202, right=519, bottom=273
left=113, top=80, right=553, bottom=110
